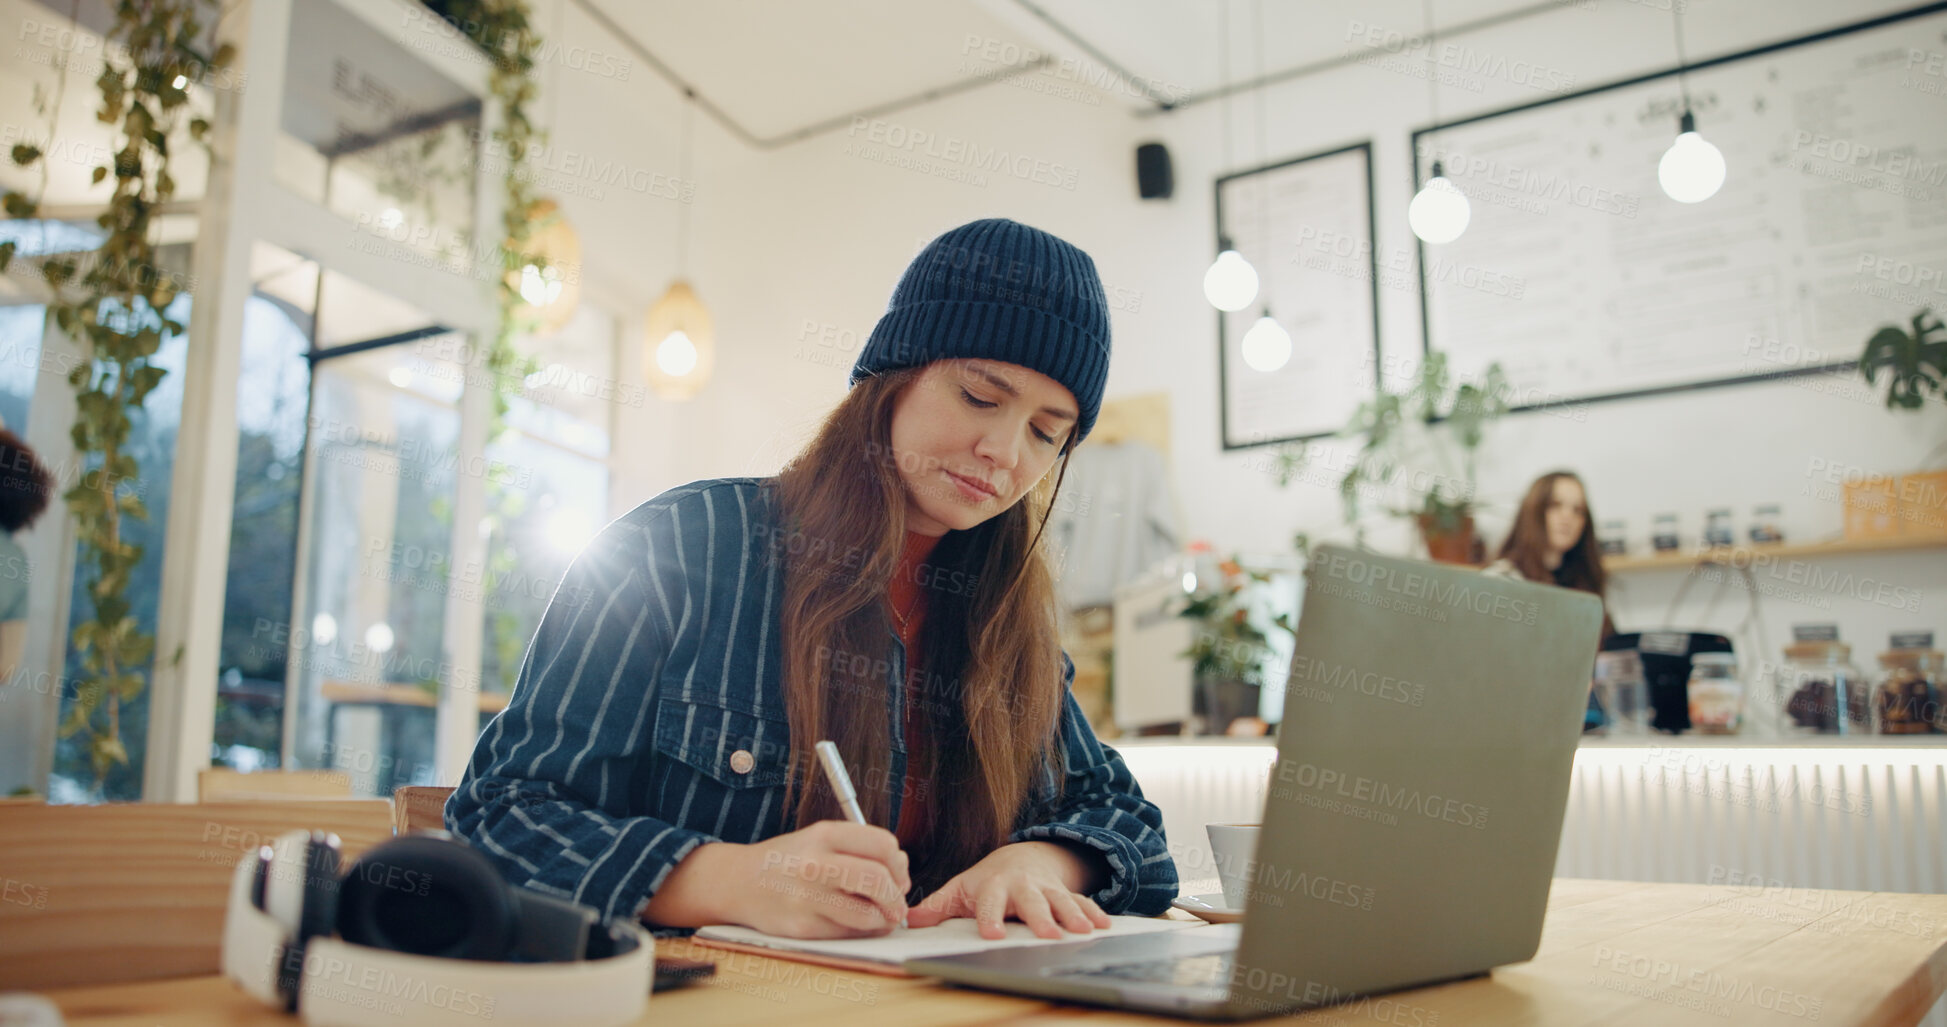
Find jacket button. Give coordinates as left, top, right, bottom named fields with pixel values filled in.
left=729, top=749, right=755, bottom=775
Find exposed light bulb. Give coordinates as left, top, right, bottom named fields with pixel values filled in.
left=1203, top=249, right=1259, bottom=312
left=1658, top=112, right=1726, bottom=203
left=656, top=330, right=698, bottom=377
left=1409, top=162, right=1471, bottom=244
left=311, top=613, right=338, bottom=647
left=519, top=264, right=564, bottom=306
left=364, top=622, right=395, bottom=654
left=172, top=75, right=187, bottom=89
left=1240, top=310, right=1292, bottom=372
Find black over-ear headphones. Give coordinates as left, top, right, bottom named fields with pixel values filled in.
left=223, top=829, right=650, bottom=1026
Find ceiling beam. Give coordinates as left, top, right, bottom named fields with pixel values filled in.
left=1126, top=0, right=1608, bottom=117
left=568, top=0, right=1055, bottom=150
left=570, top=0, right=1611, bottom=140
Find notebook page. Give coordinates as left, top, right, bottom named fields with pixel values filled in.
left=695, top=915, right=1199, bottom=966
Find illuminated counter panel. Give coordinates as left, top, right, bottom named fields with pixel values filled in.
left=1116, top=740, right=1946, bottom=895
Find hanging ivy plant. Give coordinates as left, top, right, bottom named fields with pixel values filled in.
left=1, top=0, right=231, bottom=787
left=423, top=0, right=549, bottom=420
left=4, top=1, right=555, bottom=782
left=421, top=0, right=561, bottom=695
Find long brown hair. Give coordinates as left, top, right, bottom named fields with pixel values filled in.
left=1497, top=470, right=1606, bottom=597
left=772, top=365, right=1073, bottom=896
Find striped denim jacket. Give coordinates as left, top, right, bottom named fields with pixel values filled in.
left=446, top=476, right=1179, bottom=927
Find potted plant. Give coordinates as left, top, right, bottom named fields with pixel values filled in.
left=1274, top=352, right=1510, bottom=563
left=1176, top=548, right=1295, bottom=734
left=1858, top=308, right=1946, bottom=409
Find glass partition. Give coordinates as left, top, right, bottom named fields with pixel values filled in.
left=291, top=332, right=466, bottom=796
left=212, top=243, right=319, bottom=772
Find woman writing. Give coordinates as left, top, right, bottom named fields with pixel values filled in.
left=448, top=219, right=1177, bottom=941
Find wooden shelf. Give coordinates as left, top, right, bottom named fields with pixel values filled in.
left=1604, top=534, right=1947, bottom=572
left=321, top=680, right=509, bottom=714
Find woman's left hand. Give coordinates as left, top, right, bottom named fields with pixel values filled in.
left=906, top=841, right=1113, bottom=939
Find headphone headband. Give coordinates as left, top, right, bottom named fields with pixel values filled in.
left=222, top=830, right=651, bottom=1027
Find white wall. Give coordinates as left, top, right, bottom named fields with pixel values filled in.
left=551, top=0, right=1947, bottom=668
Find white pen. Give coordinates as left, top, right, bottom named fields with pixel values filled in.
left=814, top=739, right=906, bottom=928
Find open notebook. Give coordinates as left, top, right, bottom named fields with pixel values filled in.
left=694, top=916, right=1201, bottom=977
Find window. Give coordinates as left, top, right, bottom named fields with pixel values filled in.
left=213, top=244, right=319, bottom=772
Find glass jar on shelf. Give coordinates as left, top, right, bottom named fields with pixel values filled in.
left=1876, top=640, right=1943, bottom=735
left=1749, top=503, right=1783, bottom=545
left=1597, top=519, right=1628, bottom=557
left=1652, top=513, right=1681, bottom=553
left=1703, top=508, right=1735, bottom=548
left=1687, top=651, right=1743, bottom=734
left=1593, top=649, right=1650, bottom=735
left=1776, top=641, right=1871, bottom=735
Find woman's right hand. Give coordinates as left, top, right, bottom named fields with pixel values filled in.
left=642, top=820, right=911, bottom=938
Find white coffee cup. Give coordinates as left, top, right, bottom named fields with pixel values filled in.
left=1205, top=823, right=1261, bottom=909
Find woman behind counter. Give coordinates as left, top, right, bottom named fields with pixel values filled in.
left=447, top=218, right=1176, bottom=942
left=1485, top=470, right=1616, bottom=639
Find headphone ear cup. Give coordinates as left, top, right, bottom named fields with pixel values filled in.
left=335, top=834, right=518, bottom=961
left=268, top=831, right=341, bottom=1010
left=258, top=830, right=327, bottom=934
left=297, top=831, right=343, bottom=943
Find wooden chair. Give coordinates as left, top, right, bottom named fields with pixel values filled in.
left=392, top=785, right=457, bottom=835
left=196, top=767, right=352, bottom=802
left=0, top=797, right=392, bottom=990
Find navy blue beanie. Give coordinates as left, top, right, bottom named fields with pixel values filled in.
left=849, top=218, right=1111, bottom=445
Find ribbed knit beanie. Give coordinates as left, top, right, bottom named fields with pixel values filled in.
left=849, top=218, right=1111, bottom=444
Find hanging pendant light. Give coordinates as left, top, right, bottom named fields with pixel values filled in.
left=1409, top=160, right=1471, bottom=244
left=1410, top=0, right=1468, bottom=245
left=1204, top=0, right=1258, bottom=312
left=644, top=91, right=711, bottom=399
left=1241, top=307, right=1291, bottom=372
left=508, top=198, right=582, bottom=335
left=643, top=280, right=713, bottom=400
left=1659, top=113, right=1725, bottom=203
left=1204, top=243, right=1259, bottom=312
left=1232, top=5, right=1290, bottom=368
left=1657, top=4, right=1725, bottom=203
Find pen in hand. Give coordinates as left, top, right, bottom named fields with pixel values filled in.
left=814, top=739, right=907, bottom=929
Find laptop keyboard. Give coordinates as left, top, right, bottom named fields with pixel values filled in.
left=1064, top=953, right=1235, bottom=989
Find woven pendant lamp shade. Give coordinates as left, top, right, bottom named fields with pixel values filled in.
left=643, top=280, right=713, bottom=400
left=507, top=198, right=582, bottom=336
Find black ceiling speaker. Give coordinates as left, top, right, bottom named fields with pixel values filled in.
left=1135, top=142, right=1173, bottom=200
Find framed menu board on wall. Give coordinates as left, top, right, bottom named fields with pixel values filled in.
left=1411, top=3, right=1947, bottom=413
left=1217, top=142, right=1381, bottom=450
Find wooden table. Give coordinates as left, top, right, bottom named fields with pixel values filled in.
left=39, top=880, right=1947, bottom=1026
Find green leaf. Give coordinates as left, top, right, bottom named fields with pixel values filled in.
left=8, top=144, right=40, bottom=167
left=91, top=733, right=129, bottom=771
left=129, top=364, right=166, bottom=404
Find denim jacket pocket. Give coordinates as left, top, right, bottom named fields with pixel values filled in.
left=653, top=697, right=793, bottom=791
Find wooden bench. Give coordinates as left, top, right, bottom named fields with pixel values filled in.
left=0, top=798, right=392, bottom=990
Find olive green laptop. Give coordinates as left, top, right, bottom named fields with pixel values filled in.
left=908, top=544, right=1605, bottom=1019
